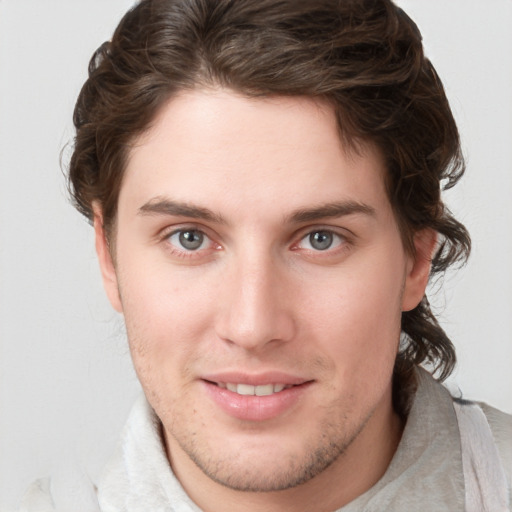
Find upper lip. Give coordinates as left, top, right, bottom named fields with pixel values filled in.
left=201, top=371, right=311, bottom=386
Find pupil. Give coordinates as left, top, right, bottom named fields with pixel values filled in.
left=310, top=231, right=332, bottom=250
left=179, top=230, right=203, bottom=250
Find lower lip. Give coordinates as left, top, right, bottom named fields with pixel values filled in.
left=202, top=381, right=312, bottom=422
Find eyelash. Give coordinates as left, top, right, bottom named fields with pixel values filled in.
left=161, top=226, right=219, bottom=260
left=291, top=228, right=352, bottom=260
left=160, top=225, right=352, bottom=260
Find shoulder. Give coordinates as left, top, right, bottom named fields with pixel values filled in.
left=18, top=467, right=100, bottom=512
left=18, top=478, right=55, bottom=512
left=453, top=397, right=512, bottom=508
left=479, top=402, right=512, bottom=482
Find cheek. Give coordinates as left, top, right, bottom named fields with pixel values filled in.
left=116, top=257, right=218, bottom=385
left=118, top=249, right=216, bottom=326
left=304, top=258, right=404, bottom=376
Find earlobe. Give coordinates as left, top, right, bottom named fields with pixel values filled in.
left=93, top=205, right=123, bottom=313
left=401, top=229, right=437, bottom=312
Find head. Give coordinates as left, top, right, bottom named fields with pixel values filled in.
left=68, top=0, right=470, bottom=501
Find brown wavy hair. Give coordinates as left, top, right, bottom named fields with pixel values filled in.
left=68, top=0, right=471, bottom=404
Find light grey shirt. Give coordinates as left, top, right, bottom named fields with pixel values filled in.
left=20, top=368, right=512, bottom=511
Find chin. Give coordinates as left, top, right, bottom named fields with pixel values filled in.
left=167, top=411, right=366, bottom=493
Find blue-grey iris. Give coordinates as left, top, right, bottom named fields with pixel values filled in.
left=179, top=230, right=204, bottom=250
left=309, top=231, right=333, bottom=250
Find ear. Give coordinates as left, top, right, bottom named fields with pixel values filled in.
left=401, top=229, right=437, bottom=312
left=93, top=204, right=123, bottom=313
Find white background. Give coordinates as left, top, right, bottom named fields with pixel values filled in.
left=0, top=1, right=511, bottom=509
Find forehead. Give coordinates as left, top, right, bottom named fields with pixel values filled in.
left=121, top=88, right=390, bottom=221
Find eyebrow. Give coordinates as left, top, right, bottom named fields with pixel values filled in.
left=138, top=197, right=226, bottom=224
left=138, top=197, right=376, bottom=224
left=288, top=201, right=376, bottom=223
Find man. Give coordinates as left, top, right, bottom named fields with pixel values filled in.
left=21, top=0, right=511, bottom=510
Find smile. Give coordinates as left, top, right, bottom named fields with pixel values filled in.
left=203, top=377, right=312, bottom=421
left=216, top=383, right=292, bottom=396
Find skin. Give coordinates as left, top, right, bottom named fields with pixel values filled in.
left=94, top=88, right=435, bottom=512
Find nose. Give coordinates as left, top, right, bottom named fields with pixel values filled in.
left=215, top=253, right=296, bottom=352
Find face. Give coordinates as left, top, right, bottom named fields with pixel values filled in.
left=95, top=89, right=432, bottom=496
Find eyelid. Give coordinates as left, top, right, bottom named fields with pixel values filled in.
left=159, top=223, right=222, bottom=257
left=298, top=230, right=344, bottom=249
left=289, top=225, right=355, bottom=257
left=291, top=224, right=353, bottom=243
left=159, top=222, right=212, bottom=240
left=167, top=229, right=208, bottom=251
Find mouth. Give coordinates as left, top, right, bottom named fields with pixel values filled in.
left=212, top=382, right=294, bottom=396
left=201, top=376, right=313, bottom=421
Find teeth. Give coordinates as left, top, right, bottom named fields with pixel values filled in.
left=238, top=383, right=258, bottom=395
left=220, top=383, right=290, bottom=396
left=255, top=384, right=274, bottom=396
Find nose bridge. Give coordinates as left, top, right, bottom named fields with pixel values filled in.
left=216, top=247, right=294, bottom=350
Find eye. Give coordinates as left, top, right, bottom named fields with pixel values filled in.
left=298, top=230, right=344, bottom=251
left=168, top=229, right=209, bottom=251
